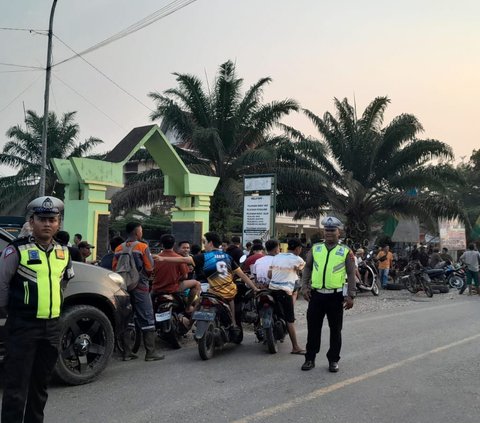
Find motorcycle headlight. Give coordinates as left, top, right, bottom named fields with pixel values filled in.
left=108, top=272, right=126, bottom=290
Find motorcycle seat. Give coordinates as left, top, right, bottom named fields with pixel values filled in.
left=201, top=291, right=231, bottom=305
left=425, top=269, right=444, bottom=276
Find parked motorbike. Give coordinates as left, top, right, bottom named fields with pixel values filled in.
left=254, top=289, right=287, bottom=354
left=422, top=267, right=450, bottom=293
left=357, top=256, right=379, bottom=296
left=152, top=292, right=191, bottom=349
left=401, top=261, right=434, bottom=297
left=444, top=264, right=466, bottom=290
left=192, top=292, right=243, bottom=360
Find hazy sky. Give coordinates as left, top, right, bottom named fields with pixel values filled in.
left=1, top=0, right=479, bottom=177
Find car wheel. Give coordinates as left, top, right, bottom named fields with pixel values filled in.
left=55, top=305, right=114, bottom=385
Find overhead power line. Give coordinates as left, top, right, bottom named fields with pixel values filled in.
left=0, top=62, right=44, bottom=70
left=53, top=35, right=153, bottom=111
left=0, top=74, right=43, bottom=114
left=53, top=0, right=198, bottom=67
left=0, top=27, right=47, bottom=33
left=53, top=72, right=126, bottom=130
left=0, top=69, right=42, bottom=74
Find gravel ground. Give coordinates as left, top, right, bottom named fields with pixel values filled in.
left=293, top=287, right=462, bottom=328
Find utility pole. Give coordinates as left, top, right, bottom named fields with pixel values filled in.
left=39, top=0, right=58, bottom=196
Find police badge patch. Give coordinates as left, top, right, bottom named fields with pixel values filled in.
left=28, top=250, right=40, bottom=260
left=55, top=249, right=65, bottom=260
left=3, top=246, right=15, bottom=258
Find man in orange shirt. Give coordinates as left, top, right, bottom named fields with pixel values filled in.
left=152, top=234, right=201, bottom=311
left=113, top=222, right=164, bottom=362
left=376, top=245, right=393, bottom=288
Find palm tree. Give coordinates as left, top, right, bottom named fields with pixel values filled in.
left=450, top=150, right=480, bottom=242
left=114, top=60, right=302, bottom=233
left=0, top=110, right=103, bottom=214
left=294, top=96, right=462, bottom=243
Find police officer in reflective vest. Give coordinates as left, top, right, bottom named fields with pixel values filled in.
left=300, top=216, right=356, bottom=372
left=0, top=196, right=74, bottom=423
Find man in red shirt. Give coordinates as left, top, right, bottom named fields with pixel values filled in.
left=153, top=235, right=201, bottom=311
left=242, top=243, right=265, bottom=274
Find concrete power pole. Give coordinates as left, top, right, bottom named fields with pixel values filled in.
left=39, top=0, right=58, bottom=196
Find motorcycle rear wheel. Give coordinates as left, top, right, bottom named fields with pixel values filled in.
left=116, top=319, right=141, bottom=355
left=198, top=322, right=215, bottom=360
left=163, top=316, right=181, bottom=350
left=448, top=275, right=464, bottom=290
left=265, top=325, right=278, bottom=354
left=406, top=276, right=417, bottom=294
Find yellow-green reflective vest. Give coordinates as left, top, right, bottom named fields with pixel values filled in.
left=311, top=243, right=349, bottom=289
left=11, top=242, right=69, bottom=319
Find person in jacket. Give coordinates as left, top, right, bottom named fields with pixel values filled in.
left=0, top=196, right=74, bottom=423
left=113, top=222, right=164, bottom=362
left=301, top=216, right=356, bottom=372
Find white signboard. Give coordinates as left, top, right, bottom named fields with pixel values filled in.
left=243, top=195, right=272, bottom=244
left=244, top=176, right=273, bottom=192
left=439, top=218, right=466, bottom=251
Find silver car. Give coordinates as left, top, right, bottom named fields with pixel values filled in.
left=0, top=228, right=132, bottom=385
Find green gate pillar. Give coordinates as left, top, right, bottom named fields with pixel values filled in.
left=53, top=125, right=219, bottom=258
left=52, top=158, right=123, bottom=260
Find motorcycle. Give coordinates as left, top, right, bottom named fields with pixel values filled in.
left=444, top=264, right=466, bottom=290
left=152, top=291, right=191, bottom=349
left=254, top=289, right=287, bottom=354
left=357, top=252, right=380, bottom=295
left=357, top=253, right=380, bottom=296
left=402, top=261, right=434, bottom=297
left=422, top=267, right=450, bottom=293
left=192, top=292, right=243, bottom=360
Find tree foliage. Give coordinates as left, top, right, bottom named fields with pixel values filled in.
left=296, top=97, right=462, bottom=242
left=0, top=110, right=102, bottom=214
left=114, top=60, right=302, bottom=232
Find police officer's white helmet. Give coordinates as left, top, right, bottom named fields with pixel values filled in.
left=321, top=216, right=343, bottom=229
left=27, top=196, right=64, bottom=217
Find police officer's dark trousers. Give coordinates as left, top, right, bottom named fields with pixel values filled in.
left=1, top=316, right=60, bottom=423
left=305, top=291, right=344, bottom=363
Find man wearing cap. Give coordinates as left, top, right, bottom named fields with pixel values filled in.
left=0, top=196, right=74, bottom=422
left=300, top=216, right=356, bottom=372
left=77, top=241, right=95, bottom=263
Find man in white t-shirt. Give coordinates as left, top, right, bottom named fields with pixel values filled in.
left=253, top=239, right=280, bottom=287
left=267, top=238, right=306, bottom=354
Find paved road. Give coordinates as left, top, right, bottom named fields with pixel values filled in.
left=2, top=296, right=480, bottom=422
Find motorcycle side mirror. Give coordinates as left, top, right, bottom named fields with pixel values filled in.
left=239, top=254, right=247, bottom=264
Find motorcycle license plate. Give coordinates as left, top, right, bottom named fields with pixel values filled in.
left=155, top=311, right=172, bottom=322
left=192, top=311, right=215, bottom=321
